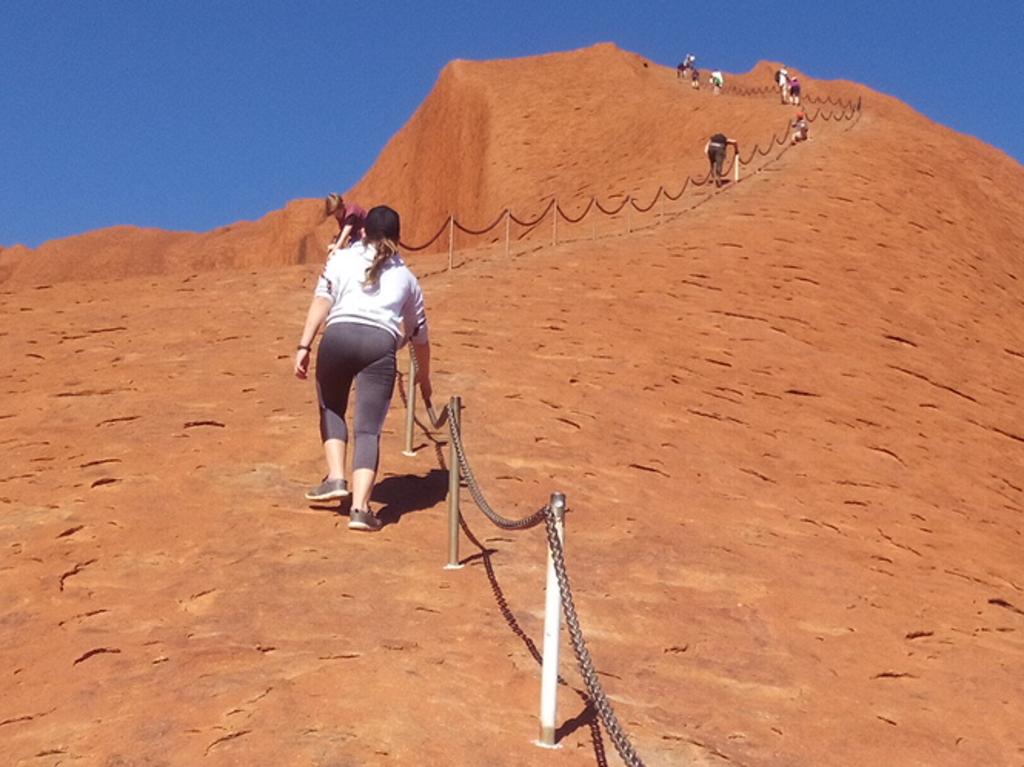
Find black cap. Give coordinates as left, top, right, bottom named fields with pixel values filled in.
left=365, top=205, right=401, bottom=241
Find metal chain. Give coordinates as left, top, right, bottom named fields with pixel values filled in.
left=449, top=405, right=547, bottom=531
left=400, top=357, right=450, bottom=431
left=391, top=92, right=863, bottom=763
left=396, top=91, right=860, bottom=265
left=544, top=506, right=645, bottom=767
left=402, top=379, right=646, bottom=761
left=425, top=401, right=449, bottom=430
left=396, top=367, right=450, bottom=471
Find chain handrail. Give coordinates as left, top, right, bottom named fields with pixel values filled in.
left=739, top=144, right=759, bottom=165
left=544, top=505, right=646, bottom=767
left=629, top=188, right=663, bottom=214
left=393, top=89, right=861, bottom=257
left=594, top=196, right=632, bottom=216
left=509, top=198, right=556, bottom=228
left=424, top=400, right=448, bottom=430
left=389, top=87, right=865, bottom=764
left=556, top=197, right=597, bottom=224
left=399, top=353, right=451, bottom=431
left=663, top=177, right=689, bottom=201
left=398, top=364, right=648, bottom=762
left=449, top=405, right=548, bottom=530
left=401, top=215, right=453, bottom=252
left=454, top=208, right=511, bottom=237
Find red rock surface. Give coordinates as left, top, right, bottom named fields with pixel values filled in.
left=2, top=44, right=1023, bottom=767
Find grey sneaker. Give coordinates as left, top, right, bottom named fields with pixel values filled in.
left=348, top=508, right=384, bottom=532
left=304, top=478, right=349, bottom=501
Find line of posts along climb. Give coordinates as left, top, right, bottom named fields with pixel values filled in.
left=398, top=350, right=570, bottom=751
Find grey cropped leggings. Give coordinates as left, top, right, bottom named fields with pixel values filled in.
left=315, top=322, right=397, bottom=472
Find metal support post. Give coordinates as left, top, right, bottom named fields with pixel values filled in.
left=402, top=351, right=417, bottom=457
left=733, top=153, right=740, bottom=183
left=505, top=211, right=511, bottom=258
left=536, top=492, right=567, bottom=749
left=552, top=206, right=558, bottom=245
left=444, top=396, right=464, bottom=570
left=626, top=201, right=631, bottom=233
left=447, top=217, right=454, bottom=271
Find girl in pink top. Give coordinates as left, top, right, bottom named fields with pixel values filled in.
left=325, top=193, right=367, bottom=251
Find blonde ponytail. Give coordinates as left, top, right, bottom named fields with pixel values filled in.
left=364, top=237, right=399, bottom=289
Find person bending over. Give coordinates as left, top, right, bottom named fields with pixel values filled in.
left=295, top=205, right=432, bottom=532
left=324, top=193, right=368, bottom=253
left=705, top=133, right=739, bottom=188
left=791, top=111, right=809, bottom=145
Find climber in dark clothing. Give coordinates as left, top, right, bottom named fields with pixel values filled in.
left=704, top=133, right=739, bottom=188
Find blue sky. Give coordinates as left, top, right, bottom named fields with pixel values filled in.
left=2, top=1, right=1021, bottom=248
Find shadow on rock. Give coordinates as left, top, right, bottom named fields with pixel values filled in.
left=373, top=468, right=448, bottom=525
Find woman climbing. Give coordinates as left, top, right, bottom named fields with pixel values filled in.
left=294, top=205, right=432, bottom=532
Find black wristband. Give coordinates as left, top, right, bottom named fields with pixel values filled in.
left=297, top=344, right=311, bottom=351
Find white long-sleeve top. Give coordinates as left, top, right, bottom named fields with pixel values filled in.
left=315, top=242, right=429, bottom=347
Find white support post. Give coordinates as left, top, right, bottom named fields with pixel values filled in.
left=536, top=492, right=567, bottom=749
left=447, top=217, right=454, bottom=271
left=733, top=153, right=740, bottom=183
left=505, top=211, right=511, bottom=258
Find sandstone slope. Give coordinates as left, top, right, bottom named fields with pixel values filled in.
left=1, top=43, right=1023, bottom=767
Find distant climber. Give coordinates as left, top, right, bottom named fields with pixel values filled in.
left=677, top=53, right=696, bottom=80
left=791, top=111, right=809, bottom=145
left=325, top=193, right=367, bottom=253
left=691, top=66, right=701, bottom=89
left=788, top=76, right=802, bottom=106
left=705, top=133, right=739, bottom=187
left=775, top=66, right=790, bottom=104
left=710, top=70, right=724, bottom=95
